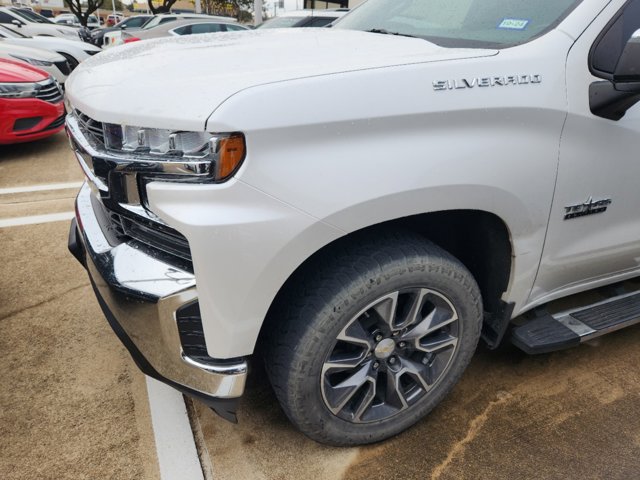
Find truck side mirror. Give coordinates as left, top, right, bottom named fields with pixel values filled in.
left=590, top=30, right=640, bottom=121
left=613, top=30, right=640, bottom=83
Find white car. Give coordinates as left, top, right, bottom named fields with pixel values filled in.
left=0, top=39, right=69, bottom=83
left=256, top=8, right=349, bottom=29
left=54, top=14, right=100, bottom=30
left=0, top=7, right=81, bottom=41
left=0, top=24, right=99, bottom=70
left=104, top=13, right=236, bottom=48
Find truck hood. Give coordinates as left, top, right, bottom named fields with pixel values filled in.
left=66, top=29, right=497, bottom=131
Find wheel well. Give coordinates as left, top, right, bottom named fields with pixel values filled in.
left=259, top=210, right=513, bottom=352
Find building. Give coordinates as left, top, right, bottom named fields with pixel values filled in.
left=303, top=0, right=366, bottom=9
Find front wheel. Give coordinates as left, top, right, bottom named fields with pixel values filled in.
left=265, top=231, right=483, bottom=446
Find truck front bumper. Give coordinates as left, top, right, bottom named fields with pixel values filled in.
left=69, top=183, right=247, bottom=421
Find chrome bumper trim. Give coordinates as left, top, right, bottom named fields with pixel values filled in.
left=74, top=182, right=247, bottom=399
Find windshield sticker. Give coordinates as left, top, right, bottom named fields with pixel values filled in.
left=497, top=18, right=530, bottom=30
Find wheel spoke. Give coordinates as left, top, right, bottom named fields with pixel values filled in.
left=337, top=317, right=374, bottom=351
left=401, top=306, right=457, bottom=342
left=371, top=292, right=399, bottom=330
left=384, top=368, right=408, bottom=410
left=323, top=362, right=375, bottom=415
left=418, top=333, right=458, bottom=354
left=398, top=357, right=431, bottom=391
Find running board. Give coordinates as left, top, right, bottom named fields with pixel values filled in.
left=511, top=291, right=640, bottom=354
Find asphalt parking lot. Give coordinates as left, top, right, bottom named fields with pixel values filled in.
left=2, top=132, right=640, bottom=479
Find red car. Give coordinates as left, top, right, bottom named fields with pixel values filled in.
left=0, top=58, right=65, bottom=145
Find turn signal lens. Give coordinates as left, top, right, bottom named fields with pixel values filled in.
left=216, top=134, right=246, bottom=180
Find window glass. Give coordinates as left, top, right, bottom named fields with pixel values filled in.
left=256, top=16, right=304, bottom=29
left=307, top=17, right=337, bottom=28
left=190, top=23, right=221, bottom=34
left=0, top=12, right=16, bottom=24
left=335, top=0, right=582, bottom=48
left=225, top=24, right=247, bottom=31
left=172, top=25, right=189, bottom=35
left=124, top=17, right=148, bottom=28
left=592, top=0, right=640, bottom=75
left=10, top=8, right=52, bottom=24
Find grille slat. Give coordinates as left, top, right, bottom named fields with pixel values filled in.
left=75, top=110, right=106, bottom=147
left=35, top=80, right=63, bottom=104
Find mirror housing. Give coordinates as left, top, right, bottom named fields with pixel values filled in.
left=591, top=30, right=640, bottom=121
left=11, top=19, right=22, bottom=28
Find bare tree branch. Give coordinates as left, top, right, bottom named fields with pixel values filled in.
left=63, top=0, right=105, bottom=27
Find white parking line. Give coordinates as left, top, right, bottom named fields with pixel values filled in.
left=146, top=378, right=205, bottom=480
left=0, top=211, right=75, bottom=228
left=0, top=182, right=83, bottom=196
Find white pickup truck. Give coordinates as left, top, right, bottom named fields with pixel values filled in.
left=66, top=0, right=640, bottom=445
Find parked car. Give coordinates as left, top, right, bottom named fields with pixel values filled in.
left=89, top=14, right=152, bottom=47
left=0, top=39, right=69, bottom=83
left=106, top=13, right=124, bottom=27
left=0, top=24, right=99, bottom=70
left=122, top=18, right=249, bottom=43
left=256, top=8, right=349, bottom=29
left=53, top=13, right=100, bottom=30
left=65, top=0, right=640, bottom=446
left=105, top=13, right=236, bottom=47
left=0, top=58, right=64, bottom=144
left=0, top=7, right=81, bottom=41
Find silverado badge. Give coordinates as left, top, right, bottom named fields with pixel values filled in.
left=564, top=197, right=612, bottom=220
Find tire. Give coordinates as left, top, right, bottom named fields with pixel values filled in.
left=265, top=230, right=483, bottom=446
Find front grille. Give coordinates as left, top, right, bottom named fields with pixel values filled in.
left=35, top=80, right=63, bottom=104
left=73, top=110, right=193, bottom=268
left=75, top=110, right=106, bottom=146
left=108, top=211, right=192, bottom=262
left=54, top=60, right=71, bottom=76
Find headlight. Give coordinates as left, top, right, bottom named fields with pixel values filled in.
left=0, top=82, right=38, bottom=99
left=59, top=28, right=78, bottom=37
left=103, top=125, right=246, bottom=182
left=10, top=55, right=53, bottom=67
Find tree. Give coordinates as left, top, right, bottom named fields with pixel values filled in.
left=147, top=0, right=179, bottom=14
left=201, top=0, right=254, bottom=21
left=64, top=0, right=105, bottom=27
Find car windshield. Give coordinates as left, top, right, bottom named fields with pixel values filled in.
left=118, top=16, right=149, bottom=28
left=256, top=16, right=304, bottom=29
left=0, top=24, right=26, bottom=38
left=334, top=0, right=583, bottom=48
left=11, top=8, right=54, bottom=24
left=142, top=16, right=171, bottom=30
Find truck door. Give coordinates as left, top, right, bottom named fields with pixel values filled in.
left=531, top=0, right=640, bottom=304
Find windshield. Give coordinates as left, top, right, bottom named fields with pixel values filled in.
left=0, top=24, right=25, bottom=38
left=256, top=16, right=305, bottom=29
left=118, top=16, right=150, bottom=28
left=335, top=0, right=582, bottom=48
left=11, top=8, right=54, bottom=24
left=143, top=16, right=172, bottom=30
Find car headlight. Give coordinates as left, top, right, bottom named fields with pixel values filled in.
left=10, top=55, right=53, bottom=67
left=0, top=82, right=38, bottom=99
left=103, top=125, right=246, bottom=182
left=59, top=28, right=78, bottom=37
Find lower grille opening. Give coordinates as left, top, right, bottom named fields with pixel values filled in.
left=13, top=117, right=42, bottom=132
left=176, top=302, right=245, bottom=365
